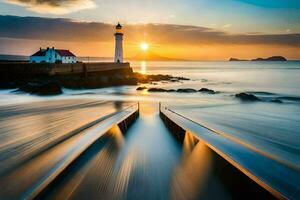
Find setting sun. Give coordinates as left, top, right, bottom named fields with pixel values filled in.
left=140, top=42, right=149, bottom=51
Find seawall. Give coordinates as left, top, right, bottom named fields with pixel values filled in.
left=0, top=62, right=131, bottom=77
left=0, top=62, right=137, bottom=90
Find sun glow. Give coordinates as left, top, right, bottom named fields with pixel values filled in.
left=141, top=61, right=147, bottom=74
left=140, top=42, right=149, bottom=51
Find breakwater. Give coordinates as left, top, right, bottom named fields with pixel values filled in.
left=0, top=62, right=137, bottom=94
left=0, top=62, right=132, bottom=76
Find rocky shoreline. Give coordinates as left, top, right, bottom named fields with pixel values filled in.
left=0, top=72, right=190, bottom=96
left=137, top=87, right=288, bottom=104
left=137, top=87, right=218, bottom=94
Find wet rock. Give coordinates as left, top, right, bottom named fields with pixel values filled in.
left=133, top=72, right=190, bottom=84
left=198, top=88, right=216, bottom=94
left=0, top=82, right=18, bottom=89
left=235, top=93, right=260, bottom=101
left=246, top=91, right=276, bottom=96
left=148, top=88, right=168, bottom=92
left=147, top=88, right=176, bottom=92
left=136, top=86, right=148, bottom=91
left=167, top=89, right=176, bottom=92
left=15, top=82, right=62, bottom=96
left=270, top=99, right=283, bottom=103
left=177, top=88, right=197, bottom=93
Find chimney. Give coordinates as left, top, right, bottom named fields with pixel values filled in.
left=40, top=47, right=42, bottom=51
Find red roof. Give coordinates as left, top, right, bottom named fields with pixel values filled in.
left=31, top=49, right=76, bottom=57
left=56, top=49, right=76, bottom=57
left=31, top=50, right=46, bottom=57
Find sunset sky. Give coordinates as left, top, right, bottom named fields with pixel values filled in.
left=0, top=0, right=300, bottom=60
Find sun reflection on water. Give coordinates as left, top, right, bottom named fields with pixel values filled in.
left=141, top=61, right=147, bottom=74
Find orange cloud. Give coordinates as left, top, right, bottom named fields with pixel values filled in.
left=0, top=16, right=299, bottom=60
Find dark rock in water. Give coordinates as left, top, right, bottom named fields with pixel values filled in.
left=148, top=88, right=168, bottom=92
left=147, top=88, right=176, bottom=92
left=167, top=89, right=176, bottom=92
left=177, top=88, right=197, bottom=93
left=246, top=91, right=276, bottom=96
left=133, top=72, right=190, bottom=84
left=270, top=99, right=283, bottom=103
left=235, top=93, right=260, bottom=101
left=15, top=82, right=62, bottom=96
left=136, top=86, right=148, bottom=90
left=0, top=82, right=18, bottom=89
left=199, top=88, right=216, bottom=94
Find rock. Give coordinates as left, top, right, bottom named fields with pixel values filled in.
left=176, top=88, right=197, bottom=93
left=136, top=86, right=148, bottom=90
left=147, top=88, right=176, bottom=92
left=167, top=89, right=176, bottom=92
left=178, top=77, right=190, bottom=81
left=0, top=82, right=18, bottom=89
left=147, top=88, right=168, bottom=92
left=15, top=82, right=62, bottom=96
left=198, top=88, right=216, bottom=94
left=246, top=91, right=276, bottom=96
left=235, top=93, right=260, bottom=101
left=270, top=99, right=283, bottom=103
left=133, top=72, right=190, bottom=84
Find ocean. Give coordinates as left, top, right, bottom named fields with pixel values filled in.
left=0, top=61, right=299, bottom=198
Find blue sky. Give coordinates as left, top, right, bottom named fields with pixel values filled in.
left=0, top=0, right=299, bottom=33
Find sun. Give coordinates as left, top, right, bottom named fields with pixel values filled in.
left=140, top=42, right=149, bottom=51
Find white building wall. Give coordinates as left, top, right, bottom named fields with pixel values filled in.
left=30, top=56, right=46, bottom=63
left=30, top=48, right=76, bottom=64
left=114, top=34, right=123, bottom=63
left=61, top=56, right=76, bottom=64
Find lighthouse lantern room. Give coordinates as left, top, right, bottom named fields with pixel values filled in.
left=114, top=23, right=124, bottom=63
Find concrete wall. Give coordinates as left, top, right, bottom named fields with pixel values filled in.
left=0, top=62, right=131, bottom=77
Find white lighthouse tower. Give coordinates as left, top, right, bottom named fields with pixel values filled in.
left=114, top=23, right=123, bottom=63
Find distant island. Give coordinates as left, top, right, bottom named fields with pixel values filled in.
left=229, top=56, right=287, bottom=62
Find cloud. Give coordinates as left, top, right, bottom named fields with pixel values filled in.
left=0, top=15, right=300, bottom=47
left=222, top=24, right=232, bottom=28
left=4, top=0, right=96, bottom=14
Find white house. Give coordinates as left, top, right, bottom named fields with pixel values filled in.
left=30, top=47, right=77, bottom=64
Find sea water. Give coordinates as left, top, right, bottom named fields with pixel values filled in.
left=1, top=61, right=299, bottom=170
left=0, top=61, right=299, bottom=198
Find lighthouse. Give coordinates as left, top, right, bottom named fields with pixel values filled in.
left=114, top=23, right=123, bottom=63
